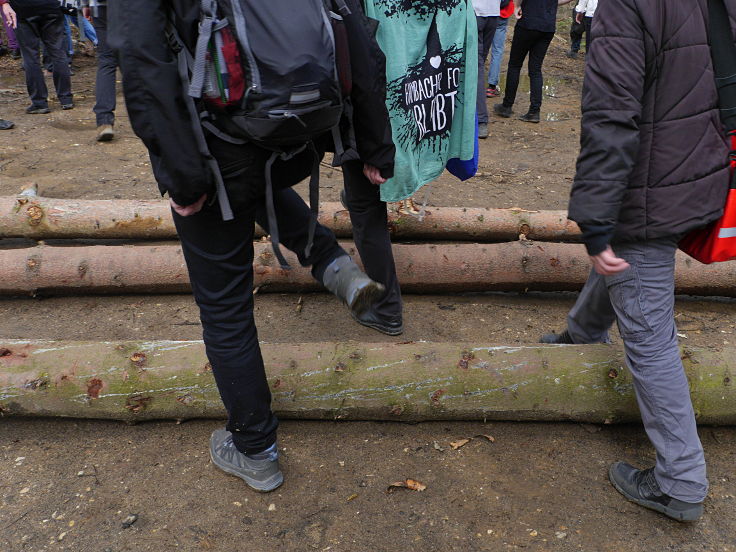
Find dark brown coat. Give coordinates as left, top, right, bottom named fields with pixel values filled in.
left=568, top=0, right=735, bottom=254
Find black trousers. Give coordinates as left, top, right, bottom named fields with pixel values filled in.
left=173, top=154, right=346, bottom=454
left=569, top=8, right=584, bottom=52
left=502, top=26, right=554, bottom=113
left=16, top=13, right=72, bottom=108
left=92, top=7, right=118, bottom=126
left=341, top=160, right=402, bottom=321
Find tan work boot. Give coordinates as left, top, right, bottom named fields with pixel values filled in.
left=96, top=124, right=115, bottom=142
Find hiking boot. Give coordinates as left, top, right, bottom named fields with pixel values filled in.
left=26, top=105, right=50, bottom=114
left=539, top=329, right=574, bottom=344
left=322, top=255, right=384, bottom=317
left=486, top=85, right=500, bottom=98
left=519, top=111, right=540, bottom=123
left=351, top=308, right=404, bottom=336
left=608, top=462, right=704, bottom=522
left=209, top=429, right=283, bottom=492
left=478, top=122, right=489, bottom=139
left=493, top=103, right=513, bottom=118
left=566, top=50, right=579, bottom=59
left=0, top=119, right=14, bottom=130
left=97, top=124, right=115, bottom=142
left=61, top=103, right=74, bottom=110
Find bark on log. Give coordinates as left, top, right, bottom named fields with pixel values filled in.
left=0, top=241, right=732, bottom=296
left=0, top=195, right=579, bottom=242
left=0, top=340, right=734, bottom=424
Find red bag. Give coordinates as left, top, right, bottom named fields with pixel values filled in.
left=679, top=133, right=736, bottom=264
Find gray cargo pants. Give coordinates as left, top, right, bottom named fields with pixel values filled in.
left=566, top=238, right=708, bottom=503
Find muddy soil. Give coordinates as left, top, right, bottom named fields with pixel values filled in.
left=2, top=12, right=736, bottom=552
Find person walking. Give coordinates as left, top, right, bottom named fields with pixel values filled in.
left=540, top=0, right=735, bottom=522
left=573, top=0, right=597, bottom=55
left=493, top=0, right=573, bottom=123
left=473, top=0, right=501, bottom=139
left=0, top=0, right=19, bottom=58
left=109, top=0, right=396, bottom=492
left=0, top=0, right=73, bottom=113
left=486, top=0, right=514, bottom=98
left=82, top=0, right=117, bottom=141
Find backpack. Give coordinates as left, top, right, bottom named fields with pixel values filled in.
left=167, top=0, right=352, bottom=268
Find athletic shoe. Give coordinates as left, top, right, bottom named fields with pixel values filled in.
left=486, top=85, right=501, bottom=98
left=209, top=429, right=283, bottom=492
left=493, top=103, right=513, bottom=118
left=608, top=462, right=704, bottom=522
left=518, top=111, right=540, bottom=123
left=539, top=329, right=574, bottom=344
left=11, top=49, right=21, bottom=60
left=61, top=103, right=74, bottom=110
left=0, top=119, right=14, bottom=130
left=322, top=255, right=385, bottom=317
left=26, top=105, right=50, bottom=114
left=566, top=50, right=579, bottom=59
left=351, top=308, right=403, bottom=336
left=96, top=124, right=115, bottom=142
left=478, top=122, right=489, bottom=139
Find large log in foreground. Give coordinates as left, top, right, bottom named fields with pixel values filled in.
left=0, top=241, right=733, bottom=296
left=0, top=340, right=734, bottom=424
left=0, top=195, right=579, bottom=242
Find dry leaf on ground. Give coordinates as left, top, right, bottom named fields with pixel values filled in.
left=450, top=438, right=471, bottom=450
left=476, top=434, right=496, bottom=443
left=387, top=479, right=427, bottom=493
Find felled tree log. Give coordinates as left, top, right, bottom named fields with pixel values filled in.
left=0, top=340, right=734, bottom=424
left=0, top=195, right=579, bottom=242
left=0, top=241, right=733, bottom=296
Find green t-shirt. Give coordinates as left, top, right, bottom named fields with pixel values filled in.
left=364, top=0, right=478, bottom=202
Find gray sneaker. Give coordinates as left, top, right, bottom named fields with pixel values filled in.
left=322, top=255, right=384, bottom=317
left=209, top=429, right=283, bottom=492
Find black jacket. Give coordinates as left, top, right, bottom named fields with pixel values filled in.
left=569, top=0, right=735, bottom=255
left=108, top=0, right=395, bottom=207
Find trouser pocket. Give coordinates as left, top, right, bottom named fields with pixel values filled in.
left=605, top=266, right=652, bottom=342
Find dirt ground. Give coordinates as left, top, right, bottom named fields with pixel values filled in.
left=2, top=12, right=736, bottom=552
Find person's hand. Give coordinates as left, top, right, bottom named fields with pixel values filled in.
left=170, top=194, right=207, bottom=217
left=2, top=3, right=17, bottom=29
left=363, top=164, right=386, bottom=186
left=590, top=246, right=630, bottom=276
left=515, top=5, right=522, bottom=19
left=83, top=6, right=91, bottom=19
left=575, top=11, right=583, bottom=24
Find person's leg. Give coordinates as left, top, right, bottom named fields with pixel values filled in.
left=92, top=8, right=117, bottom=127
left=607, top=239, right=708, bottom=503
left=81, top=15, right=97, bottom=45
left=172, top=200, right=278, bottom=455
left=62, top=14, right=73, bottom=62
left=565, top=268, right=617, bottom=343
left=1, top=11, right=18, bottom=52
left=476, top=16, right=497, bottom=125
left=15, top=19, right=49, bottom=109
left=40, top=14, right=73, bottom=106
left=526, top=31, right=554, bottom=114
left=569, top=8, right=583, bottom=54
left=501, top=26, right=533, bottom=109
left=342, top=160, right=402, bottom=322
left=487, top=16, right=508, bottom=88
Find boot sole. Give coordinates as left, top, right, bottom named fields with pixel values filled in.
left=210, top=444, right=284, bottom=493
left=350, top=310, right=404, bottom=336
left=608, top=464, right=702, bottom=522
left=348, top=281, right=385, bottom=317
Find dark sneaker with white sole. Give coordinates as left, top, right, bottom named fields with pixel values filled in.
left=609, top=462, right=704, bottom=522
left=322, top=255, right=385, bottom=317
left=209, top=429, right=283, bottom=492
left=351, top=308, right=403, bottom=336
left=493, top=103, right=513, bottom=118
left=539, top=329, right=574, bottom=344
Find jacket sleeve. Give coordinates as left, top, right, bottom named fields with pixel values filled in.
left=107, top=0, right=212, bottom=206
left=342, top=0, right=395, bottom=178
left=567, top=0, right=646, bottom=255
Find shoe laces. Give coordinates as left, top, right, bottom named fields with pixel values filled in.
left=638, top=468, right=664, bottom=498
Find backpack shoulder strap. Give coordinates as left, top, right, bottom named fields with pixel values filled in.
left=709, top=0, right=736, bottom=132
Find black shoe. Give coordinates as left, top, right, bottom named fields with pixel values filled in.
left=0, top=46, right=7, bottom=57
left=61, top=103, right=74, bottom=110
left=0, top=119, right=14, bottom=130
left=351, top=308, right=403, bottom=336
left=26, top=105, right=50, bottom=114
left=493, top=103, right=513, bottom=118
left=566, top=50, right=579, bottom=59
left=11, top=49, right=21, bottom=60
left=322, top=255, right=385, bottom=317
left=539, top=329, right=574, bottom=344
left=518, top=111, right=540, bottom=123
left=478, top=122, right=488, bottom=139
left=608, top=463, right=704, bottom=522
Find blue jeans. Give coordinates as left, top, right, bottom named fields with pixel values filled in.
left=487, top=16, right=508, bottom=87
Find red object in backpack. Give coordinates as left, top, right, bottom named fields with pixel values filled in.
left=679, top=133, right=736, bottom=264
